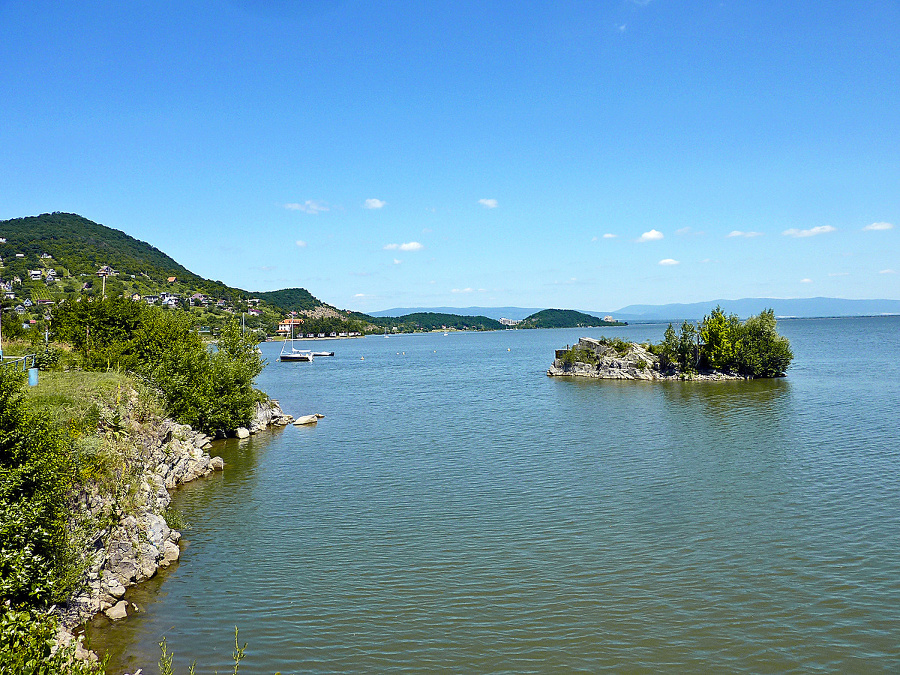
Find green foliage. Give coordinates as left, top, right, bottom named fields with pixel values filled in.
left=657, top=323, right=679, bottom=371
left=653, top=309, right=793, bottom=378
left=0, top=605, right=106, bottom=675
left=0, top=369, right=82, bottom=606
left=52, top=298, right=266, bottom=434
left=677, top=320, right=699, bottom=374
left=560, top=346, right=598, bottom=367
left=699, top=305, right=741, bottom=370
left=519, top=309, right=625, bottom=329
left=251, top=287, right=322, bottom=313
left=733, top=308, right=794, bottom=377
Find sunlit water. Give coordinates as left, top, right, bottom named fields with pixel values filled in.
left=87, top=318, right=900, bottom=673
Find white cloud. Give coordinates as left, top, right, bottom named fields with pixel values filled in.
left=295, top=240, right=307, bottom=248
left=800, top=278, right=813, bottom=283
left=364, top=198, right=386, bottom=210
left=478, top=198, right=498, bottom=209
left=603, top=233, right=617, bottom=239
left=658, top=258, right=679, bottom=266
left=393, top=258, right=402, bottom=265
left=383, top=241, right=424, bottom=251
left=285, top=200, right=328, bottom=215
left=676, top=226, right=704, bottom=236
left=638, top=229, right=664, bottom=242
left=879, top=269, right=897, bottom=274
left=863, top=221, right=894, bottom=231
left=354, top=293, right=371, bottom=298
left=727, top=230, right=764, bottom=238
left=782, top=225, right=836, bottom=238
left=617, top=24, right=627, bottom=32
left=451, top=288, right=474, bottom=293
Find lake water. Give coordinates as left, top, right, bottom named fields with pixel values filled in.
left=88, top=317, right=900, bottom=673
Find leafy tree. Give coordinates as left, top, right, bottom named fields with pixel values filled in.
left=734, top=308, right=793, bottom=377
left=699, top=305, right=741, bottom=370
left=658, top=323, right=678, bottom=370
left=676, top=320, right=699, bottom=373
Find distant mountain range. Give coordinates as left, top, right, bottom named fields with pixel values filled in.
left=374, top=298, right=900, bottom=322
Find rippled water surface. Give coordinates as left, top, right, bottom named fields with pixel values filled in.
left=89, top=318, right=900, bottom=673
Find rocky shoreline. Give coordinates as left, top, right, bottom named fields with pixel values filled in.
left=55, top=399, right=294, bottom=663
left=548, top=337, right=749, bottom=381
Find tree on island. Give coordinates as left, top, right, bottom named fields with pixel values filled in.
left=653, top=307, right=793, bottom=378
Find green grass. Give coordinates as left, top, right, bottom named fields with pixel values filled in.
left=25, top=370, right=163, bottom=429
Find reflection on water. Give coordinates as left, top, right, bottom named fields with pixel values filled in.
left=86, top=320, right=900, bottom=674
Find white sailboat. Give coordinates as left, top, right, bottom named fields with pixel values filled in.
left=280, top=317, right=313, bottom=362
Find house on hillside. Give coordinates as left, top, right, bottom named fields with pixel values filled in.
left=29, top=269, right=43, bottom=281
left=247, top=308, right=262, bottom=317
left=143, top=295, right=159, bottom=304
left=277, top=318, right=305, bottom=335
left=247, top=298, right=261, bottom=306
left=97, top=265, right=116, bottom=277
left=45, top=269, right=57, bottom=282
left=40, top=253, right=52, bottom=260
left=167, top=276, right=177, bottom=283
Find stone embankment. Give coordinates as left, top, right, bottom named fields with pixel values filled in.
left=548, top=337, right=746, bottom=381
left=57, top=399, right=294, bottom=661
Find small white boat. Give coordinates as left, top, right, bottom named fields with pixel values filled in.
left=280, top=318, right=313, bottom=362
left=311, top=351, right=334, bottom=357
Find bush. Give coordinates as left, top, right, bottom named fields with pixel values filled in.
left=53, top=298, right=266, bottom=434
left=0, top=369, right=82, bottom=606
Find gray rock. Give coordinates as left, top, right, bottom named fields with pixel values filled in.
left=210, top=456, right=225, bottom=470
left=235, top=427, right=251, bottom=439
left=159, top=540, right=180, bottom=568
left=105, top=601, right=128, bottom=621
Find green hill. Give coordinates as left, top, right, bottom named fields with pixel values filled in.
left=519, top=308, right=626, bottom=329
left=0, top=213, right=327, bottom=312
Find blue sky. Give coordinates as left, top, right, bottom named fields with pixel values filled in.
left=1, top=1, right=897, bottom=312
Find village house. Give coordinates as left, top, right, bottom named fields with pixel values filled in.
left=167, top=276, right=177, bottom=283
left=29, top=269, right=43, bottom=281
left=40, top=253, right=52, bottom=260
left=97, top=265, right=116, bottom=277
left=247, top=307, right=262, bottom=316
left=45, top=269, right=57, bottom=282
left=277, top=318, right=305, bottom=335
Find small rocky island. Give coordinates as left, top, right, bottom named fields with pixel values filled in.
left=548, top=308, right=794, bottom=381
left=548, top=337, right=744, bottom=380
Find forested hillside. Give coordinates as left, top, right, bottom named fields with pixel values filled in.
left=519, top=308, right=626, bottom=329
